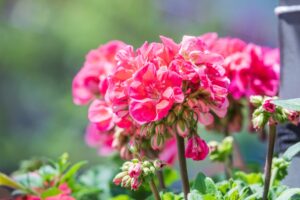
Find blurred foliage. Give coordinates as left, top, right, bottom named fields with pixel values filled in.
left=0, top=0, right=277, bottom=173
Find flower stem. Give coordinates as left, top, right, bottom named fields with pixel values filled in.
left=175, top=133, right=190, bottom=200
left=262, top=124, right=276, bottom=200
left=157, top=170, right=166, bottom=190
left=224, top=128, right=233, bottom=179
left=149, top=179, right=161, bottom=200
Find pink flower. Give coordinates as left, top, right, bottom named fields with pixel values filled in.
left=85, top=123, right=114, bottom=156
left=128, top=64, right=184, bottom=124
left=262, top=99, right=276, bottom=113
left=45, top=194, right=75, bottom=200
left=72, top=41, right=126, bottom=105
left=159, top=138, right=177, bottom=165
left=128, top=163, right=142, bottom=178
left=45, top=183, right=74, bottom=200
left=130, top=178, right=141, bottom=190
left=88, top=100, right=115, bottom=131
left=185, top=135, right=209, bottom=161
left=245, top=44, right=280, bottom=97
left=180, top=35, right=224, bottom=65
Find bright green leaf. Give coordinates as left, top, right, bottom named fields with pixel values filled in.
left=41, top=187, right=61, bottom=199
left=0, top=173, right=25, bottom=190
left=60, top=161, right=87, bottom=183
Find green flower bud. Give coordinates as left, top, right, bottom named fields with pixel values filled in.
left=250, top=95, right=263, bottom=106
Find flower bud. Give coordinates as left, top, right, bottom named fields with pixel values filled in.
left=250, top=95, right=263, bottom=106
left=142, top=161, right=151, bottom=167
left=121, top=176, right=131, bottom=188
left=176, top=119, right=189, bottom=137
left=173, top=104, right=183, bottom=116
left=151, top=133, right=165, bottom=150
left=155, top=124, right=165, bottom=135
left=113, top=171, right=128, bottom=185
left=252, top=113, right=266, bottom=129
left=208, top=141, right=218, bottom=152
left=149, top=166, right=156, bottom=174
left=142, top=167, right=151, bottom=175
left=185, top=135, right=209, bottom=161
left=128, top=163, right=142, bottom=178
left=153, top=160, right=165, bottom=169
left=130, top=178, right=141, bottom=190
left=166, top=112, right=176, bottom=125
left=262, top=99, right=276, bottom=113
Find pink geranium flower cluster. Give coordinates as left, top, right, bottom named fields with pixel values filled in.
left=200, top=33, right=280, bottom=133
left=73, top=34, right=230, bottom=162
left=203, top=33, right=280, bottom=100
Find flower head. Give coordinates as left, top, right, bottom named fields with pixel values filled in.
left=185, top=135, right=209, bottom=161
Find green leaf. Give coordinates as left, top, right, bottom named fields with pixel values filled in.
left=234, top=171, right=263, bottom=184
left=111, top=194, right=131, bottom=200
left=60, top=161, right=87, bottom=183
left=0, top=173, right=25, bottom=190
left=276, top=188, right=300, bottom=200
left=192, top=173, right=206, bottom=194
left=204, top=178, right=217, bottom=194
left=187, top=190, right=203, bottom=200
left=224, top=187, right=239, bottom=200
left=272, top=98, right=300, bottom=111
left=282, top=142, right=300, bottom=161
left=41, top=187, right=61, bottom=199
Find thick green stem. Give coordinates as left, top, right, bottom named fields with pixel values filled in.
left=149, top=179, right=161, bottom=200
left=175, top=133, right=190, bottom=200
left=262, top=124, right=277, bottom=200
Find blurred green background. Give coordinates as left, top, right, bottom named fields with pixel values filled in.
left=0, top=0, right=278, bottom=174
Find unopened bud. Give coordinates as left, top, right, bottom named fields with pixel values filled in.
left=173, top=104, right=184, bottom=116
left=151, top=133, right=165, bottom=150
left=176, top=119, right=189, bottom=137
left=250, top=95, right=263, bottom=107
left=252, top=113, right=265, bottom=129
left=150, top=166, right=156, bottom=174
left=166, top=112, right=176, bottom=125
left=153, top=160, right=165, bottom=169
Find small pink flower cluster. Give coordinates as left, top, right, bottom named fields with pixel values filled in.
left=250, top=96, right=300, bottom=129
left=73, top=34, right=231, bottom=162
left=113, top=159, right=162, bottom=190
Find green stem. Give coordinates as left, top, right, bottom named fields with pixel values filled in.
left=149, top=179, right=161, bottom=200
left=175, top=133, right=190, bottom=200
left=224, top=128, right=233, bottom=179
left=262, top=124, right=277, bottom=200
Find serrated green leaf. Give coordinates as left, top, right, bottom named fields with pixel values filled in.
left=282, top=142, right=300, bottom=161
left=60, top=161, right=87, bottom=183
left=192, top=173, right=206, bottom=194
left=272, top=98, right=300, bottom=111
left=276, top=188, right=300, bottom=200
left=41, top=187, right=61, bottom=199
left=0, top=173, right=25, bottom=190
